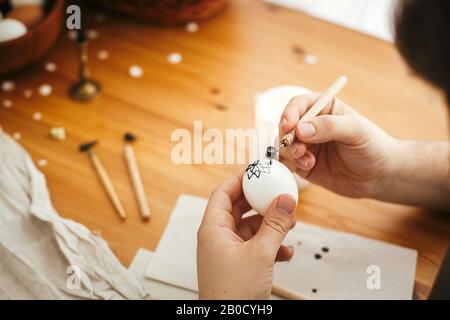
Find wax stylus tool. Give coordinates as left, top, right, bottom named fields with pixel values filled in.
left=124, top=132, right=151, bottom=220
left=265, top=146, right=277, bottom=163
left=79, top=140, right=127, bottom=220
left=279, top=75, right=348, bottom=149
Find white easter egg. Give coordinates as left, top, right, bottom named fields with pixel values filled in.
left=0, top=19, right=27, bottom=43
left=11, top=0, right=44, bottom=7
left=243, top=158, right=298, bottom=215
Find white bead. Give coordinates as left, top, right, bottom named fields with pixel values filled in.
left=2, top=80, right=15, bottom=92
left=67, top=30, right=77, bottom=40
left=44, top=62, right=57, bottom=72
left=97, top=50, right=109, bottom=60
left=13, top=132, right=21, bottom=140
left=86, top=29, right=99, bottom=40
left=32, top=112, right=42, bottom=121
left=185, top=22, right=199, bottom=33
left=304, top=54, right=318, bottom=65
left=37, top=159, right=48, bottom=167
left=2, top=99, right=13, bottom=108
left=50, top=127, right=66, bottom=141
left=167, top=52, right=182, bottom=64
left=129, top=65, right=144, bottom=78
left=38, top=84, right=52, bottom=96
left=23, top=89, right=33, bottom=98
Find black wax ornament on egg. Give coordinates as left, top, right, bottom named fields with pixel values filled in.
left=245, top=159, right=272, bottom=180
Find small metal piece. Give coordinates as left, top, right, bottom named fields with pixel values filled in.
left=280, top=131, right=295, bottom=148
left=266, top=146, right=277, bottom=160
left=69, top=29, right=102, bottom=102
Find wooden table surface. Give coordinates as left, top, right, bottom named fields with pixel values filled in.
left=1, top=0, right=449, bottom=299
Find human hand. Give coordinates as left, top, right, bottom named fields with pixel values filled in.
left=279, top=93, right=398, bottom=198
left=197, top=169, right=297, bottom=300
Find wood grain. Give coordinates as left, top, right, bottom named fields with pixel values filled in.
left=1, top=0, right=449, bottom=299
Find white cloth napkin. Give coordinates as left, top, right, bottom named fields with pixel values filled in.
left=0, top=132, right=149, bottom=300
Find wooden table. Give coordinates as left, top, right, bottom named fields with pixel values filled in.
left=1, top=0, right=449, bottom=299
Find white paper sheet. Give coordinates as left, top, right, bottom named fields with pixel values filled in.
left=145, top=195, right=417, bottom=299
left=129, top=249, right=197, bottom=300
left=145, top=195, right=206, bottom=292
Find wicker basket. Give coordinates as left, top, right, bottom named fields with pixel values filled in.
left=92, top=0, right=228, bottom=25
left=0, top=0, right=63, bottom=76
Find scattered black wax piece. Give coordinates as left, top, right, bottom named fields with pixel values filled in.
left=312, top=288, right=317, bottom=293
left=210, top=87, right=220, bottom=95
left=292, top=45, right=305, bottom=55
left=266, top=3, right=280, bottom=11
left=322, top=247, right=329, bottom=253
left=314, top=253, right=322, bottom=260
left=215, top=103, right=227, bottom=111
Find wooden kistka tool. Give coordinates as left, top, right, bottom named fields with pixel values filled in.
left=279, top=75, right=348, bottom=148
left=124, top=133, right=150, bottom=220
left=79, top=141, right=127, bottom=220
left=271, top=76, right=349, bottom=300
left=272, top=283, right=309, bottom=300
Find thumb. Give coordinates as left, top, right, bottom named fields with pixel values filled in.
left=296, top=114, right=363, bottom=145
left=253, top=194, right=297, bottom=259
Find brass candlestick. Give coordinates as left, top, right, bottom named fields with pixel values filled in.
left=69, top=30, right=102, bottom=101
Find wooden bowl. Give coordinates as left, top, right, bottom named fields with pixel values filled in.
left=92, top=0, right=228, bottom=25
left=0, top=0, right=64, bottom=76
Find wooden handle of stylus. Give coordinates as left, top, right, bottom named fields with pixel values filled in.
left=272, top=283, right=309, bottom=300
left=280, top=76, right=348, bottom=147
left=90, top=152, right=127, bottom=220
left=124, top=144, right=150, bottom=220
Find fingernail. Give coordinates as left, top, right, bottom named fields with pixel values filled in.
left=289, top=144, right=298, bottom=156
left=277, top=195, right=296, bottom=215
left=288, top=245, right=295, bottom=260
left=298, top=156, right=309, bottom=168
left=299, top=123, right=316, bottom=138
left=280, top=118, right=287, bottom=129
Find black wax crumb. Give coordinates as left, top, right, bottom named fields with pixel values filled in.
left=292, top=45, right=305, bottom=55
left=314, top=253, right=322, bottom=260
left=215, top=103, right=227, bottom=111
left=266, top=3, right=280, bottom=11
left=312, top=288, right=317, bottom=293
left=322, top=247, right=329, bottom=253
left=210, top=87, right=220, bottom=95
